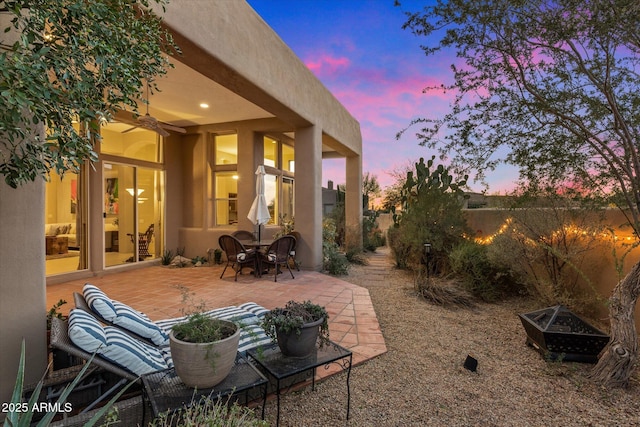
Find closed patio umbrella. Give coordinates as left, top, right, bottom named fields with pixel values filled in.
left=247, top=165, right=271, bottom=242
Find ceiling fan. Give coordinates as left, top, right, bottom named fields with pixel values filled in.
left=122, top=85, right=187, bottom=137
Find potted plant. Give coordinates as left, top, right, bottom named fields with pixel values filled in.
left=261, top=300, right=330, bottom=358
left=169, top=287, right=240, bottom=388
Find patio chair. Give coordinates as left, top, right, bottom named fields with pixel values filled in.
left=49, top=317, right=141, bottom=413
left=261, top=235, right=296, bottom=282
left=288, top=231, right=301, bottom=271
left=219, top=234, right=257, bottom=281
left=127, top=223, right=154, bottom=260
left=232, top=230, right=255, bottom=241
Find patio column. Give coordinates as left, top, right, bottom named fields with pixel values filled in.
left=236, top=128, right=261, bottom=232
left=0, top=178, right=47, bottom=405
left=295, top=125, right=323, bottom=270
left=345, top=154, right=363, bottom=250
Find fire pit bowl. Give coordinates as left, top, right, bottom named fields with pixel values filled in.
left=519, top=305, right=609, bottom=363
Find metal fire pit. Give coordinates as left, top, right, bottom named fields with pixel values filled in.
left=519, top=305, right=609, bottom=363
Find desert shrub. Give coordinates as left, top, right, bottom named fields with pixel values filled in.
left=483, top=190, right=610, bottom=316
left=323, top=218, right=349, bottom=275
left=449, top=241, right=519, bottom=301
left=363, top=212, right=385, bottom=251
left=150, top=395, right=267, bottom=426
left=388, top=157, right=470, bottom=274
left=346, top=248, right=369, bottom=265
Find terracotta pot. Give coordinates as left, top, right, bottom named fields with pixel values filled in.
left=169, top=320, right=240, bottom=388
left=276, top=317, right=324, bottom=358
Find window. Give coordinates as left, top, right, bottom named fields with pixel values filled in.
left=215, top=172, right=239, bottom=225
left=215, top=134, right=238, bottom=165
left=101, top=122, right=162, bottom=163
left=264, top=136, right=277, bottom=168
left=283, top=144, right=295, bottom=172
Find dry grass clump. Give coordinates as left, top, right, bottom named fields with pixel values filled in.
left=415, top=275, right=475, bottom=308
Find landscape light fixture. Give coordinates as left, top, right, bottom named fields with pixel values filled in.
left=424, top=243, right=432, bottom=281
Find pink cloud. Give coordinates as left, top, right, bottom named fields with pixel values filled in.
left=305, top=55, right=351, bottom=78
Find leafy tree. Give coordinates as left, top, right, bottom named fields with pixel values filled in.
left=401, top=0, right=640, bottom=387
left=0, top=0, right=178, bottom=188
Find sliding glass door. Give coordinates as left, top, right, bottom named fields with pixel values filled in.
left=104, top=163, right=163, bottom=267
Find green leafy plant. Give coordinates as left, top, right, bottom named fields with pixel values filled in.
left=388, top=157, right=470, bottom=273
left=213, top=248, right=223, bottom=264
left=171, top=285, right=236, bottom=344
left=0, top=0, right=179, bottom=188
left=261, top=300, right=330, bottom=348
left=171, top=312, right=236, bottom=344
left=191, top=255, right=207, bottom=266
left=5, top=340, right=134, bottom=427
left=161, top=249, right=174, bottom=266
left=150, top=394, right=267, bottom=427
left=322, top=218, right=349, bottom=275
left=46, top=299, right=67, bottom=330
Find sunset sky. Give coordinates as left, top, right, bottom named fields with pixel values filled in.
left=247, top=0, right=519, bottom=194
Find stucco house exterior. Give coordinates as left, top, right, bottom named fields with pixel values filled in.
left=0, top=0, right=362, bottom=402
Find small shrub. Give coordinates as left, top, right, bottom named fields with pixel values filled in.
left=449, top=241, right=517, bottom=301
left=346, top=249, right=369, bottom=265
left=323, top=218, right=350, bottom=275
left=150, top=394, right=267, bottom=427
left=161, top=249, right=173, bottom=265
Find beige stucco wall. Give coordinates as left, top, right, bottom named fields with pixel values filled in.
left=156, top=0, right=362, bottom=155
left=465, top=209, right=640, bottom=332
left=0, top=179, right=47, bottom=405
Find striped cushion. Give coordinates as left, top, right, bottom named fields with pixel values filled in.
left=83, top=284, right=117, bottom=322
left=111, top=301, right=169, bottom=347
left=237, top=302, right=269, bottom=319
left=68, top=309, right=107, bottom=353
left=155, top=306, right=262, bottom=332
left=237, top=324, right=272, bottom=355
left=101, top=327, right=169, bottom=376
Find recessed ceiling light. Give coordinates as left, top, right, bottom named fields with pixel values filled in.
left=200, top=103, right=209, bottom=109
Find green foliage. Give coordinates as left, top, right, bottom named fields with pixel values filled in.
left=0, top=0, right=179, bottom=188
left=346, top=248, right=369, bottom=266
left=485, top=189, right=609, bottom=315
left=191, top=255, right=207, bottom=265
left=261, top=300, right=330, bottom=348
left=5, top=340, right=133, bottom=427
left=401, top=0, right=640, bottom=232
left=388, top=157, right=470, bottom=273
left=363, top=211, right=385, bottom=251
left=46, top=298, right=67, bottom=329
left=150, top=394, right=267, bottom=427
left=322, top=218, right=349, bottom=275
left=449, top=241, right=518, bottom=302
left=171, top=312, right=236, bottom=343
left=172, top=285, right=237, bottom=343
left=161, top=249, right=174, bottom=266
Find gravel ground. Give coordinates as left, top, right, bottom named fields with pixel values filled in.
left=260, top=248, right=640, bottom=427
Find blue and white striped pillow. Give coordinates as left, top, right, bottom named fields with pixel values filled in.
left=112, top=301, right=169, bottom=347
left=101, top=327, right=169, bottom=376
left=237, top=302, right=269, bottom=319
left=237, top=323, right=272, bottom=355
left=155, top=306, right=262, bottom=333
left=83, top=284, right=117, bottom=322
left=68, top=309, right=107, bottom=354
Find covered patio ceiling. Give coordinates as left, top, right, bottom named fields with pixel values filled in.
left=111, top=58, right=342, bottom=157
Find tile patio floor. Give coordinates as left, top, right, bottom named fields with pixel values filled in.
left=46, top=262, right=387, bottom=380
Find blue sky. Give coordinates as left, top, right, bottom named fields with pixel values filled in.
left=247, top=0, right=518, bottom=193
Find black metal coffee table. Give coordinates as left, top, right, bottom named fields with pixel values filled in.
left=141, top=353, right=267, bottom=418
left=246, top=342, right=352, bottom=427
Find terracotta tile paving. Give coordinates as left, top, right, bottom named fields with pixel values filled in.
left=46, top=262, right=387, bottom=381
